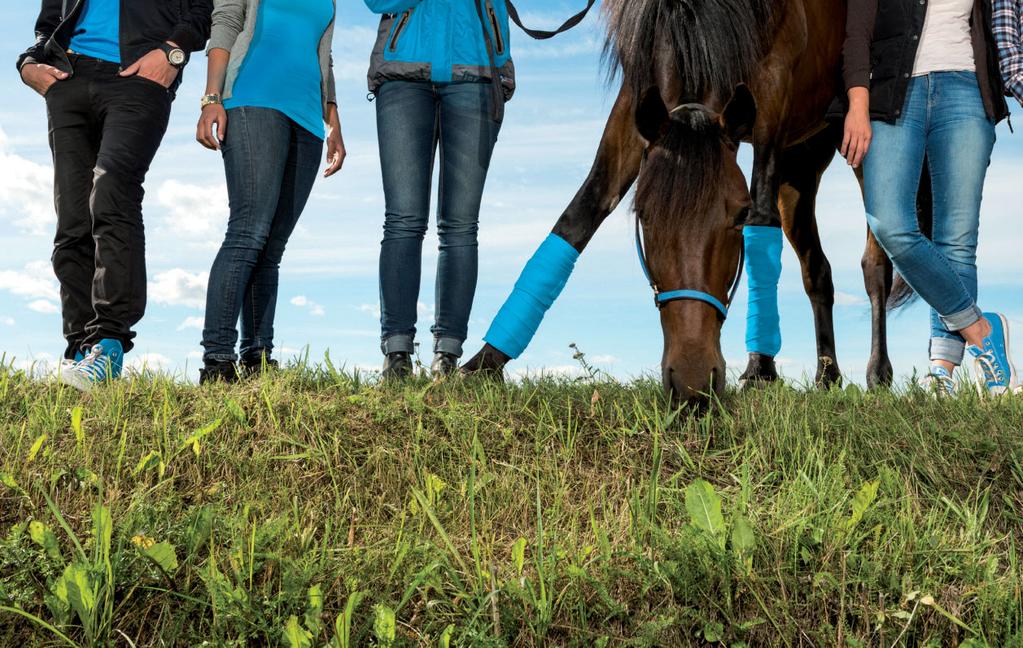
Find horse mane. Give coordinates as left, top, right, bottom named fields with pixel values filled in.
left=634, top=109, right=725, bottom=229
left=603, top=0, right=781, bottom=100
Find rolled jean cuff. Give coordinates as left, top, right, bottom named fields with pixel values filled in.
left=381, top=334, right=414, bottom=355
left=434, top=336, right=464, bottom=357
left=930, top=337, right=966, bottom=365
left=204, top=352, right=238, bottom=363
left=939, top=304, right=983, bottom=333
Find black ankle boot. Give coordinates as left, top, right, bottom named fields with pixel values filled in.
left=241, top=356, right=279, bottom=378
left=430, top=352, right=458, bottom=377
left=200, top=360, right=239, bottom=385
left=382, top=352, right=413, bottom=380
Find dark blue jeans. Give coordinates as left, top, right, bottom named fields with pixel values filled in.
left=202, top=107, right=322, bottom=363
left=376, top=81, right=501, bottom=357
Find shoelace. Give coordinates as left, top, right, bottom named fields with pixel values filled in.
left=75, top=345, right=109, bottom=380
left=925, top=372, right=955, bottom=395
left=974, top=350, right=1006, bottom=386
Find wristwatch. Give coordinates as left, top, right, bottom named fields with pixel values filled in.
left=160, top=43, right=187, bottom=68
left=200, top=94, right=222, bottom=109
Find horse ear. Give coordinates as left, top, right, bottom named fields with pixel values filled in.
left=722, top=84, right=757, bottom=143
left=635, top=87, right=669, bottom=144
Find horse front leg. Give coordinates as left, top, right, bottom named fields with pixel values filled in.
left=855, top=165, right=895, bottom=389
left=776, top=129, right=842, bottom=388
left=461, top=86, right=644, bottom=377
left=738, top=128, right=787, bottom=386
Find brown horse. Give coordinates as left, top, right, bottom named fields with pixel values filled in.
left=464, top=0, right=898, bottom=404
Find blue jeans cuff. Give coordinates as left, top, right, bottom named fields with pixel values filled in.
left=930, top=337, right=966, bottom=365
left=204, top=353, right=237, bottom=364
left=434, top=336, right=464, bottom=357
left=381, top=335, right=414, bottom=355
left=940, top=305, right=983, bottom=333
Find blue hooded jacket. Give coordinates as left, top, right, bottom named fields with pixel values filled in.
left=365, top=0, right=515, bottom=100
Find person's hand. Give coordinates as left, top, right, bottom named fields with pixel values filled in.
left=20, top=63, right=68, bottom=96
left=197, top=104, right=228, bottom=150
left=324, top=111, right=346, bottom=178
left=119, top=46, right=179, bottom=88
left=841, top=87, right=872, bottom=169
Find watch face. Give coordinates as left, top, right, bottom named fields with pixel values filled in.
left=169, top=49, right=186, bottom=66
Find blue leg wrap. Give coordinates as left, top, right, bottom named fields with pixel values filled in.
left=483, top=233, right=580, bottom=359
left=744, top=225, right=784, bottom=357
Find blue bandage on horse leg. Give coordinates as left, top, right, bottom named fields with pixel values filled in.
left=484, top=233, right=580, bottom=359
left=744, top=225, right=784, bottom=357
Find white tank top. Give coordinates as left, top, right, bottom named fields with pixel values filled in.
left=913, top=0, right=976, bottom=76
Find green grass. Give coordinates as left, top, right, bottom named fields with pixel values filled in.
left=1, top=361, right=1022, bottom=647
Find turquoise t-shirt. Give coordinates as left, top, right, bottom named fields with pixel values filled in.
left=225, top=0, right=333, bottom=140
left=69, top=0, right=121, bottom=64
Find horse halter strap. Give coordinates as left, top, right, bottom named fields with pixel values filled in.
left=634, top=217, right=745, bottom=318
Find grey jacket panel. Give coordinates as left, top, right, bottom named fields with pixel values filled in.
left=209, top=0, right=337, bottom=118
left=366, top=13, right=516, bottom=101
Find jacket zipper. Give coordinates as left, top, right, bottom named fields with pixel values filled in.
left=486, top=4, right=505, bottom=55
left=389, top=10, right=412, bottom=52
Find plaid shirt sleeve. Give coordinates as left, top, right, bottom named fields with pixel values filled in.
left=993, top=0, right=1023, bottom=106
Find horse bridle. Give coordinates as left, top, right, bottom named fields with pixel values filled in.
left=633, top=119, right=746, bottom=318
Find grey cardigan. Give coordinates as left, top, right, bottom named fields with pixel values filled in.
left=208, top=0, right=337, bottom=119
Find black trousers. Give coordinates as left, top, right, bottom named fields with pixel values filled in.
left=45, top=54, right=172, bottom=358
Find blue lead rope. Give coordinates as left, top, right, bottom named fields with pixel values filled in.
left=634, top=216, right=745, bottom=319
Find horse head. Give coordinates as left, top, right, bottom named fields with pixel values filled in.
left=633, top=85, right=756, bottom=406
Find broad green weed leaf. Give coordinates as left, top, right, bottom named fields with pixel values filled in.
left=686, top=479, right=725, bottom=537
left=139, top=541, right=178, bottom=573
left=373, top=604, right=396, bottom=647
left=731, top=514, right=756, bottom=563
left=512, top=537, right=527, bottom=575
left=846, top=480, right=880, bottom=533
left=225, top=399, right=247, bottom=426
left=29, top=520, right=62, bottom=561
left=71, top=406, right=83, bottom=447
left=282, top=615, right=312, bottom=648
left=703, top=620, right=724, bottom=642
left=305, top=584, right=323, bottom=636
left=181, top=419, right=223, bottom=457
left=438, top=624, right=455, bottom=648
left=333, top=590, right=366, bottom=648
left=92, top=505, right=112, bottom=560
left=133, top=451, right=162, bottom=476
left=1, top=472, right=27, bottom=497
left=27, top=434, right=47, bottom=462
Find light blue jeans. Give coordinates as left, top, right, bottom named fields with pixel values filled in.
left=863, top=72, right=994, bottom=365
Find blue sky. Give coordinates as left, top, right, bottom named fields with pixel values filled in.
left=0, top=2, right=1020, bottom=385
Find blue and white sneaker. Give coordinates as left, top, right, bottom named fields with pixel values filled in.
left=59, top=339, right=124, bottom=392
left=922, top=365, right=956, bottom=397
left=967, top=313, right=1019, bottom=397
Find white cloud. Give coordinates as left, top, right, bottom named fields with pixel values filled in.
left=155, top=180, right=229, bottom=241
left=125, top=353, right=173, bottom=373
left=0, top=261, right=60, bottom=302
left=0, top=317, right=14, bottom=326
left=177, top=315, right=205, bottom=331
left=12, top=352, right=60, bottom=378
left=149, top=269, right=208, bottom=308
left=27, top=299, right=59, bottom=315
left=292, top=295, right=325, bottom=317
left=835, top=291, right=867, bottom=307
left=358, top=303, right=381, bottom=318
left=0, top=128, right=55, bottom=235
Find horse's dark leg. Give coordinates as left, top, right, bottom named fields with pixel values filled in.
left=855, top=165, right=895, bottom=389
left=461, top=87, right=644, bottom=377
left=776, top=129, right=842, bottom=388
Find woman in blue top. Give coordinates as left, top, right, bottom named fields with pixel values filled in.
left=195, top=0, right=345, bottom=383
left=365, top=0, right=513, bottom=378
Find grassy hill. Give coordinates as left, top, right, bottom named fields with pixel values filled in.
left=1, top=364, right=1021, bottom=646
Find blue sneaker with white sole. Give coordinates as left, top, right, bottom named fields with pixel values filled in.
left=59, top=339, right=124, bottom=392
left=923, top=365, right=956, bottom=397
left=967, top=313, right=1018, bottom=396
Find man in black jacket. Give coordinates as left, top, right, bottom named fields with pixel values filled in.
left=17, top=0, right=212, bottom=391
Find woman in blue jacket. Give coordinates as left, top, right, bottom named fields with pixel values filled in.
left=365, top=0, right=512, bottom=378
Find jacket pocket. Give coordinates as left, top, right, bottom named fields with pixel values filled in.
left=389, top=9, right=413, bottom=53
left=486, top=2, right=505, bottom=56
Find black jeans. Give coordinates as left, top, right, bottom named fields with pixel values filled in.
left=45, top=54, right=172, bottom=358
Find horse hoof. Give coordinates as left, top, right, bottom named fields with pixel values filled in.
left=738, top=353, right=779, bottom=390
left=815, top=357, right=843, bottom=389
left=866, top=358, right=894, bottom=390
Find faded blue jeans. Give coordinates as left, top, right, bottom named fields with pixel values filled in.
left=375, top=80, right=501, bottom=358
left=863, top=72, right=994, bottom=365
left=202, top=107, right=322, bottom=363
